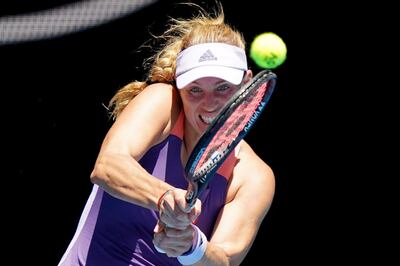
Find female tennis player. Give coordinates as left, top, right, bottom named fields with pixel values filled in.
left=58, top=2, right=275, bottom=265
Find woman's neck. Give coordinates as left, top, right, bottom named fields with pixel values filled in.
left=181, top=120, right=201, bottom=166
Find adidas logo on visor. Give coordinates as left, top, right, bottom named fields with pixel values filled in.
left=198, top=49, right=217, bottom=62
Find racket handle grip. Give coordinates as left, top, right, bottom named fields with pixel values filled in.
left=185, top=182, right=198, bottom=208
left=185, top=190, right=196, bottom=207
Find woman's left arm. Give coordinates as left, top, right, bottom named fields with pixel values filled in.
left=195, top=141, right=275, bottom=266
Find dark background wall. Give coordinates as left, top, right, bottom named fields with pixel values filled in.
left=1, top=0, right=386, bottom=265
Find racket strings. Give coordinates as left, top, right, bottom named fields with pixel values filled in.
left=225, top=114, right=246, bottom=136
left=193, top=82, right=268, bottom=177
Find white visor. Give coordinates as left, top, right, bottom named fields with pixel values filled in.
left=175, top=43, right=247, bottom=89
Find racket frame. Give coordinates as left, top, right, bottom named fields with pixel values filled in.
left=184, top=70, right=277, bottom=206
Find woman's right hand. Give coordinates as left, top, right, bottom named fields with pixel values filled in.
left=157, top=188, right=201, bottom=230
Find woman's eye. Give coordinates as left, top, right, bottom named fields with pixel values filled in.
left=190, top=87, right=202, bottom=93
left=216, top=84, right=230, bottom=92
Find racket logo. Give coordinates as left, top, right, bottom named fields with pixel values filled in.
left=244, top=101, right=266, bottom=132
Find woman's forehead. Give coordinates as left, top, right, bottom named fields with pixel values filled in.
left=187, top=77, right=236, bottom=87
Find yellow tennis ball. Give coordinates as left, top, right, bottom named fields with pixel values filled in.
left=250, top=32, right=287, bottom=69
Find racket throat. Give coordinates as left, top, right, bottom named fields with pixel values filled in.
left=193, top=150, right=226, bottom=180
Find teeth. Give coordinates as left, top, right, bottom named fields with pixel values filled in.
left=200, top=115, right=215, bottom=124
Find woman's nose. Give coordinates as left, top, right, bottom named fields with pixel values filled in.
left=202, top=92, right=219, bottom=111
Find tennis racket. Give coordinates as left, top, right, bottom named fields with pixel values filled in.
left=184, top=69, right=277, bottom=207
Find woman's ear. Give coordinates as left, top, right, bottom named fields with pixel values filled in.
left=243, top=69, right=253, bottom=84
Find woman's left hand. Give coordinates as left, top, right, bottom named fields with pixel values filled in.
left=153, top=222, right=195, bottom=257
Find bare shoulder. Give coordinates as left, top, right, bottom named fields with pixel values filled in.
left=127, top=83, right=178, bottom=110
left=101, top=83, right=180, bottom=158
left=240, top=141, right=274, bottom=178
left=227, top=140, right=275, bottom=205
left=115, top=82, right=180, bottom=131
left=139, top=82, right=176, bottom=98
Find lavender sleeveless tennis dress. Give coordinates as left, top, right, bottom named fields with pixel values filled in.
left=58, top=111, right=236, bottom=266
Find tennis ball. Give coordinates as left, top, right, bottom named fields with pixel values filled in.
left=250, top=32, right=287, bottom=69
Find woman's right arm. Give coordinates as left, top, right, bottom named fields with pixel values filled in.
left=90, top=83, right=179, bottom=211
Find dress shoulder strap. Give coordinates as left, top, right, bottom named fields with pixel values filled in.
left=170, top=110, right=184, bottom=139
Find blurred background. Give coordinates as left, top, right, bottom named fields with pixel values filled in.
left=1, top=0, right=379, bottom=265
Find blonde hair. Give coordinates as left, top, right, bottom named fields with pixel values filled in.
left=108, top=2, right=246, bottom=119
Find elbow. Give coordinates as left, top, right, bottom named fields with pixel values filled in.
left=90, top=168, right=100, bottom=185
left=209, top=243, right=238, bottom=266
left=90, top=156, right=108, bottom=185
